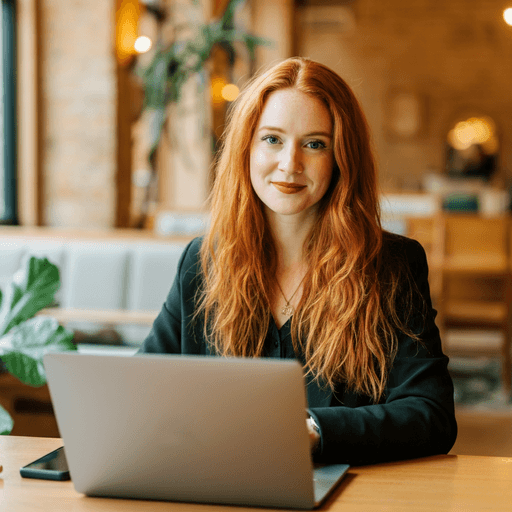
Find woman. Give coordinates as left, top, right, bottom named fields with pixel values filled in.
left=139, top=57, right=457, bottom=465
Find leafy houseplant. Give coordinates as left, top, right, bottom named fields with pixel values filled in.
left=134, top=0, right=269, bottom=226
left=0, top=256, right=77, bottom=435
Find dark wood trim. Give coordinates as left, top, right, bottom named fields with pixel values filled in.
left=2, top=0, right=18, bottom=224
left=115, top=59, right=133, bottom=228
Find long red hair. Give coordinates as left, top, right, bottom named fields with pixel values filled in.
left=196, top=57, right=416, bottom=402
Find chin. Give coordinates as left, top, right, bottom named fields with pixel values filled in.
left=265, top=203, right=316, bottom=218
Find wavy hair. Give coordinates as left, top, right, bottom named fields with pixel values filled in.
left=195, top=57, right=418, bottom=402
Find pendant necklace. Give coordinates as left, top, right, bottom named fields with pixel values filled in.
left=276, top=274, right=307, bottom=316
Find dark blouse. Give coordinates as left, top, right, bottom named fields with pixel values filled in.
left=138, top=235, right=457, bottom=466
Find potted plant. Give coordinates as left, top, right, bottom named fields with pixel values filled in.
left=0, top=256, right=76, bottom=434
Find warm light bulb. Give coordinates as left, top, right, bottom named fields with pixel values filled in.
left=448, top=116, right=498, bottom=152
left=454, top=121, right=476, bottom=147
left=134, top=36, right=152, bottom=53
left=221, top=84, right=240, bottom=102
left=115, top=0, right=140, bottom=65
left=211, top=77, right=226, bottom=105
left=504, top=7, right=512, bottom=26
left=468, top=118, right=491, bottom=144
left=448, top=128, right=471, bottom=151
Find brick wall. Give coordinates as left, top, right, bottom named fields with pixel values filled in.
left=40, top=0, right=116, bottom=228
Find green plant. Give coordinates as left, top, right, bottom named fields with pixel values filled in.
left=0, top=256, right=76, bottom=435
left=137, top=0, right=268, bottom=162
left=134, top=0, right=270, bottom=226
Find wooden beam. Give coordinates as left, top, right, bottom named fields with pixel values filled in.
left=212, top=0, right=231, bottom=18
left=16, top=0, right=43, bottom=225
left=115, top=60, right=133, bottom=228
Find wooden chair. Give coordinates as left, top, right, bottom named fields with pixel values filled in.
left=435, top=214, right=512, bottom=397
left=404, top=216, right=442, bottom=306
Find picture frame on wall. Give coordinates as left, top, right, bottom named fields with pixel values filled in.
left=385, top=88, right=427, bottom=141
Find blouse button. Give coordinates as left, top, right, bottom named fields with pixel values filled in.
left=274, top=340, right=279, bottom=347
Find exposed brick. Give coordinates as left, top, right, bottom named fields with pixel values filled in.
left=40, top=0, right=116, bottom=228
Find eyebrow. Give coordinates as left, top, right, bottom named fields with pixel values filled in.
left=257, top=126, right=332, bottom=138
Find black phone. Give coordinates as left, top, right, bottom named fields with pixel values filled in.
left=20, top=446, right=71, bottom=481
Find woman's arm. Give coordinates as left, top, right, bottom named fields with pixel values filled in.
left=309, top=237, right=457, bottom=465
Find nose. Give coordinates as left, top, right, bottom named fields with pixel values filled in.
left=278, top=143, right=303, bottom=175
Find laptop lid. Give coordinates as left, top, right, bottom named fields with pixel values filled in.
left=44, top=353, right=339, bottom=508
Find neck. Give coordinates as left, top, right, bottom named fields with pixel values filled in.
left=267, top=209, right=317, bottom=269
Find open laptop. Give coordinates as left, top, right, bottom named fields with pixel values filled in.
left=43, top=352, right=349, bottom=509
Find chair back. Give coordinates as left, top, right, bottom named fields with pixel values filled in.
left=442, top=215, right=509, bottom=273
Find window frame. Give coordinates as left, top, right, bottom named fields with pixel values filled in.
left=1, top=0, right=17, bottom=225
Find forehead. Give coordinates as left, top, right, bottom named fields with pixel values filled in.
left=256, top=88, right=332, bottom=133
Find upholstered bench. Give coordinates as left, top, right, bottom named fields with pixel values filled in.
left=0, top=227, right=194, bottom=347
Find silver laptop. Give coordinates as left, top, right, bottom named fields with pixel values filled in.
left=43, top=352, right=349, bottom=509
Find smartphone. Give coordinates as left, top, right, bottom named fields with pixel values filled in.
left=20, top=446, right=70, bottom=481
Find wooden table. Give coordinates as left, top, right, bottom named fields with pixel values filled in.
left=2, top=436, right=512, bottom=511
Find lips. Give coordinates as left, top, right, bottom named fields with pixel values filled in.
left=271, top=182, right=307, bottom=194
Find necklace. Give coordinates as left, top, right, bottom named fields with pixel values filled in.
left=276, top=274, right=307, bottom=316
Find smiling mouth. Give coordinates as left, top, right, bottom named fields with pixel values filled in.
left=271, top=182, right=307, bottom=194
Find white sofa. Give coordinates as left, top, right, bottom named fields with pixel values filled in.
left=0, top=228, right=193, bottom=347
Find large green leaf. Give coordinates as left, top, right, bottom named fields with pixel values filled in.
left=220, top=0, right=244, bottom=27
left=0, top=404, right=14, bottom=435
left=0, top=256, right=61, bottom=336
left=0, top=316, right=76, bottom=387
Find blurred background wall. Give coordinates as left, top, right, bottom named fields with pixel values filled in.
left=6, top=0, right=512, bottom=229
left=297, top=0, right=512, bottom=191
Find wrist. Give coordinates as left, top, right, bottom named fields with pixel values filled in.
left=307, top=415, right=321, bottom=453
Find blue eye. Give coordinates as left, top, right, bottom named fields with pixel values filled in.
left=306, top=140, right=327, bottom=150
left=262, top=135, right=280, bottom=145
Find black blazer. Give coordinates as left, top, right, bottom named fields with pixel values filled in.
left=138, top=235, right=457, bottom=465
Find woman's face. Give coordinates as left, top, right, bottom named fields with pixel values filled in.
left=249, top=88, right=334, bottom=222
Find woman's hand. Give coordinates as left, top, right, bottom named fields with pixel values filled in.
left=306, top=417, right=320, bottom=453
